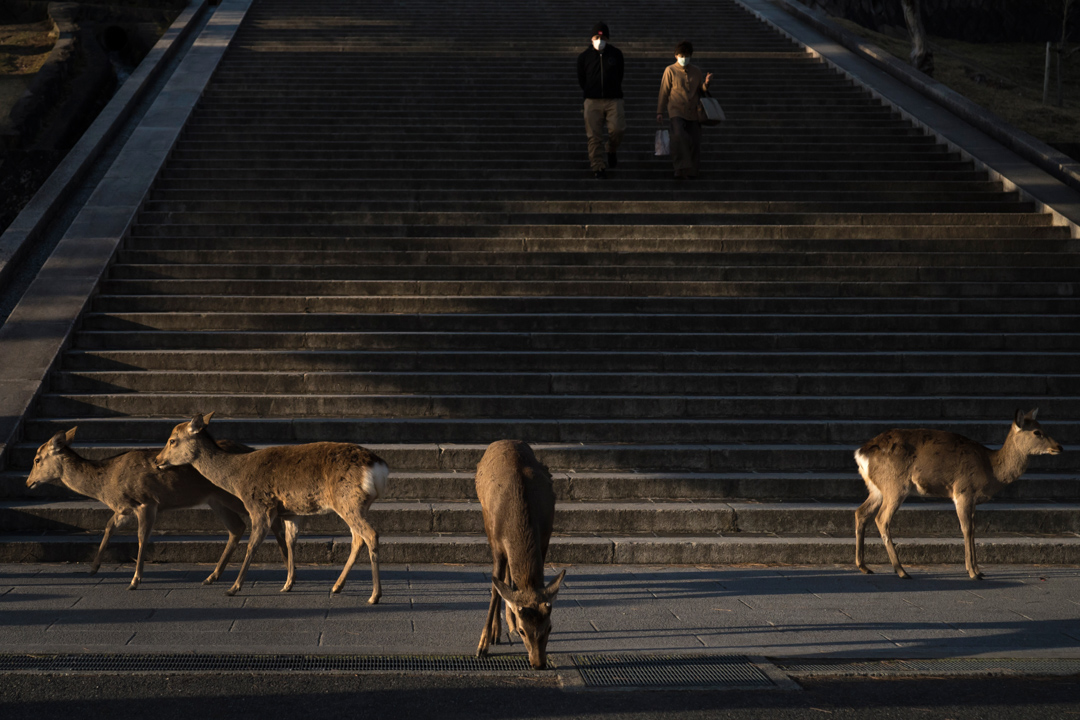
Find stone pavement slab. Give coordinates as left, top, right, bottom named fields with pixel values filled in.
left=0, top=563, right=1077, bottom=659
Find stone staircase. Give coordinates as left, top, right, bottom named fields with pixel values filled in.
left=1, top=0, right=1077, bottom=568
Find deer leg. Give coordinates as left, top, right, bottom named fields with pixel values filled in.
left=90, top=512, right=123, bottom=576
left=855, top=488, right=883, bottom=574
left=954, top=494, right=982, bottom=580
left=489, top=555, right=507, bottom=645
left=477, top=554, right=506, bottom=657
left=500, top=563, right=518, bottom=643
left=228, top=511, right=269, bottom=596
left=280, top=518, right=298, bottom=592
left=875, top=495, right=910, bottom=579
left=270, top=516, right=289, bottom=564
left=130, top=504, right=158, bottom=590
left=205, top=501, right=246, bottom=585
left=333, top=510, right=380, bottom=603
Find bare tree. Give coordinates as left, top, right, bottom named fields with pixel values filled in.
left=900, top=0, right=934, bottom=75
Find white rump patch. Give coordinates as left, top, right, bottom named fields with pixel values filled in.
left=854, top=448, right=880, bottom=498
left=854, top=449, right=870, bottom=480
left=362, top=461, right=389, bottom=500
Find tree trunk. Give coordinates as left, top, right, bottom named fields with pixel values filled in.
left=900, top=0, right=934, bottom=76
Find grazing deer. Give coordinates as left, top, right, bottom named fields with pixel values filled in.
left=854, top=409, right=1063, bottom=580
left=474, top=440, right=565, bottom=670
left=154, top=413, right=389, bottom=601
left=25, top=427, right=288, bottom=590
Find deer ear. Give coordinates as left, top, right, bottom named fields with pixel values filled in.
left=188, top=413, right=214, bottom=433
left=63, top=427, right=78, bottom=445
left=1014, top=409, right=1025, bottom=428
left=1029, top=408, right=1039, bottom=421
left=491, top=577, right=521, bottom=609
left=543, top=569, right=566, bottom=602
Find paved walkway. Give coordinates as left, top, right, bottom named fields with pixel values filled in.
left=2, top=563, right=1078, bottom=659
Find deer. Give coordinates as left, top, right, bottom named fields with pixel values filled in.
left=154, top=412, right=389, bottom=601
left=25, top=427, right=290, bottom=590
left=854, top=409, right=1063, bottom=580
left=474, top=440, right=565, bottom=670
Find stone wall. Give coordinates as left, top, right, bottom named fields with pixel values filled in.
left=804, top=0, right=1070, bottom=42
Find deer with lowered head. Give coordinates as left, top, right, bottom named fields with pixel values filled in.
left=26, top=427, right=289, bottom=590
left=474, top=440, right=565, bottom=670
left=154, top=413, right=389, bottom=601
left=854, top=409, right=1063, bottom=580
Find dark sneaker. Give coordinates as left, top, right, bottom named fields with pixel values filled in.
left=607, top=151, right=618, bottom=168
left=594, top=169, right=607, bottom=179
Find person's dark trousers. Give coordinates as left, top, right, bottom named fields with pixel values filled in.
left=670, top=116, right=702, bottom=176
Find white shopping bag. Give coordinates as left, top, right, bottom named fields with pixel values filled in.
left=654, top=129, right=670, bottom=156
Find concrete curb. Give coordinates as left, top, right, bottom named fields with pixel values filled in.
left=771, top=0, right=1080, bottom=195
left=0, top=0, right=209, bottom=291
left=0, top=0, right=253, bottom=471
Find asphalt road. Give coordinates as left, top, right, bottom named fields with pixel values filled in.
left=1, top=672, right=1078, bottom=719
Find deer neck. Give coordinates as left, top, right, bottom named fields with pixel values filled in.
left=188, top=442, right=242, bottom=494
left=506, top=523, right=546, bottom=592
left=60, top=452, right=108, bottom=499
left=989, top=433, right=1030, bottom=487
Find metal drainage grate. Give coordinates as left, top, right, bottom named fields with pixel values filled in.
left=777, top=658, right=1080, bottom=677
left=0, top=653, right=534, bottom=674
left=572, top=653, right=775, bottom=689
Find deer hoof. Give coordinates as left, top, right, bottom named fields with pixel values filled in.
left=226, top=586, right=240, bottom=596
left=367, top=593, right=380, bottom=605
left=970, top=571, right=984, bottom=580
left=857, top=564, right=873, bottom=575
left=203, top=575, right=217, bottom=586
left=128, top=581, right=139, bottom=591
left=897, top=570, right=911, bottom=580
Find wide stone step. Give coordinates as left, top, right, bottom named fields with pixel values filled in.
left=3, top=533, right=1078, bottom=566
left=68, top=329, right=1080, bottom=352
left=4, top=500, right=1077, bottom=536
left=155, top=168, right=989, bottom=183
left=5, top=470, right=1075, bottom=503
left=35, top=392, right=1080, bottom=421
left=78, top=311, right=1080, bottom=334
left=117, top=236, right=1073, bottom=254
left=126, top=223, right=1070, bottom=240
left=144, top=191, right=1027, bottom=206
left=60, top=348, right=1080, bottom=375
left=132, top=211, right=1049, bottom=227
left=7, top=439, right=1075, bottom=473
left=137, top=200, right=1037, bottom=216
left=83, top=295, right=1080, bottom=314
left=101, top=265, right=1079, bottom=285
left=48, top=370, right=1080, bottom=397
left=113, top=249, right=1069, bottom=269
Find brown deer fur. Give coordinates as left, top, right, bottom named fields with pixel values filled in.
left=474, top=440, right=565, bottom=669
left=854, top=409, right=1063, bottom=580
left=154, top=413, right=389, bottom=601
left=26, top=427, right=287, bottom=590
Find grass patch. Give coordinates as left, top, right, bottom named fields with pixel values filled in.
left=0, top=20, right=57, bottom=133
left=831, top=17, right=1080, bottom=152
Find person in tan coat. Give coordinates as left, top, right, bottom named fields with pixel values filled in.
left=656, top=41, right=713, bottom=178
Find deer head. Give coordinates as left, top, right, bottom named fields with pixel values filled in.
left=155, top=413, right=215, bottom=470
left=26, top=427, right=78, bottom=488
left=1010, top=408, right=1063, bottom=457
left=492, top=569, right=565, bottom=669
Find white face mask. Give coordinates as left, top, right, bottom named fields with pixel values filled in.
left=677, top=56, right=689, bottom=67
left=593, top=37, right=606, bottom=51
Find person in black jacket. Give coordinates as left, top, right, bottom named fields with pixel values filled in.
left=576, top=22, right=625, bottom=178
